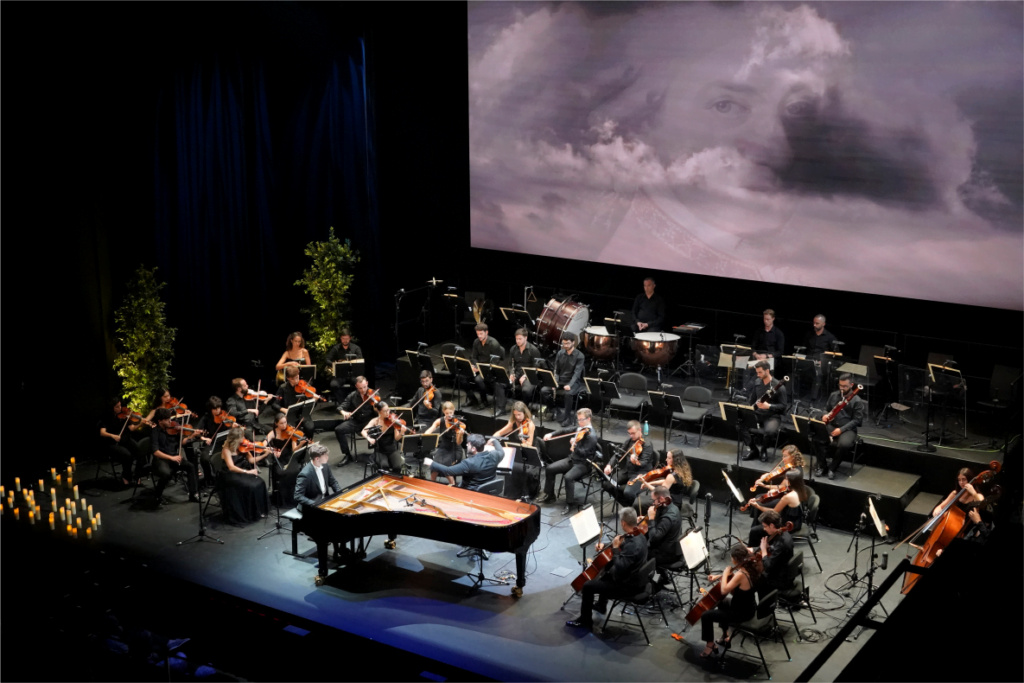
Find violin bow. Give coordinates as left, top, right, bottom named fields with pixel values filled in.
left=350, top=388, right=381, bottom=416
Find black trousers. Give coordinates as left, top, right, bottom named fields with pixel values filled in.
left=700, top=602, right=752, bottom=642
left=333, top=419, right=369, bottom=458
left=603, top=470, right=644, bottom=508
left=539, top=386, right=582, bottom=419
left=543, top=458, right=590, bottom=503
left=108, top=439, right=145, bottom=481
left=461, top=374, right=493, bottom=405
left=372, top=446, right=404, bottom=472
left=812, top=430, right=857, bottom=474
left=738, top=415, right=781, bottom=457
left=153, top=456, right=198, bottom=497
left=494, top=378, right=535, bottom=411
left=580, top=578, right=638, bottom=624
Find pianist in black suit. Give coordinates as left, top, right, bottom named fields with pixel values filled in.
left=424, top=434, right=503, bottom=490
left=294, top=444, right=342, bottom=512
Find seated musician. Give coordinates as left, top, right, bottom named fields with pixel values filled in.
left=406, top=370, right=442, bottom=429
left=630, top=277, right=665, bottom=334
left=740, top=360, right=788, bottom=462
left=639, top=449, right=695, bottom=522
left=325, top=327, right=363, bottom=396
left=362, top=402, right=410, bottom=473
left=99, top=397, right=146, bottom=487
left=601, top=420, right=655, bottom=507
left=274, top=331, right=311, bottom=386
left=812, top=373, right=866, bottom=480
left=494, top=328, right=540, bottom=417
left=465, top=323, right=504, bottom=408
left=540, top=333, right=586, bottom=427
left=272, top=366, right=312, bottom=430
left=493, top=402, right=537, bottom=496
left=144, top=386, right=185, bottom=424
left=749, top=510, right=793, bottom=597
left=536, top=408, right=600, bottom=516
left=645, top=486, right=684, bottom=583
left=746, top=467, right=806, bottom=545
left=699, top=544, right=760, bottom=659
left=424, top=433, right=504, bottom=491
left=225, top=378, right=270, bottom=437
left=150, top=408, right=200, bottom=504
left=566, top=507, right=649, bottom=631
left=423, top=402, right=466, bottom=483
left=332, top=375, right=376, bottom=467
left=194, top=396, right=235, bottom=480
left=266, top=413, right=305, bottom=478
left=745, top=309, right=785, bottom=390
left=218, top=427, right=269, bottom=525
left=932, top=468, right=985, bottom=518
left=294, top=443, right=341, bottom=512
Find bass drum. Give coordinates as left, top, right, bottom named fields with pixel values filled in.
left=536, top=298, right=589, bottom=349
left=632, top=332, right=680, bottom=367
left=581, top=325, right=618, bottom=360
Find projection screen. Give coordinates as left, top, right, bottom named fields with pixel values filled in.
left=469, top=2, right=1024, bottom=310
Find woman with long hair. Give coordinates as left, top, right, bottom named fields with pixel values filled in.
left=699, top=544, right=761, bottom=659
left=218, top=428, right=269, bottom=525
left=747, top=467, right=807, bottom=545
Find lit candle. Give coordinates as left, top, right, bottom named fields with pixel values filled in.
left=60, top=506, right=65, bottom=522
left=86, top=527, right=92, bottom=539
left=50, top=488, right=56, bottom=506
left=29, top=510, right=35, bottom=525
left=0, top=485, right=5, bottom=498
left=76, top=517, right=82, bottom=529
left=51, top=468, right=57, bottom=481
left=72, top=527, right=78, bottom=539
left=87, top=505, right=94, bottom=520
left=65, top=498, right=71, bottom=512
left=70, top=457, right=76, bottom=472
left=74, top=485, right=80, bottom=500
left=49, top=513, right=55, bottom=530
left=71, top=502, right=77, bottom=516
left=95, top=513, right=102, bottom=528
left=7, top=497, right=13, bottom=510
left=81, top=498, right=87, bottom=512
left=66, top=524, right=72, bottom=536
left=14, top=478, right=20, bottom=492
left=56, top=475, right=61, bottom=488
left=67, top=476, right=72, bottom=490
left=91, top=518, right=97, bottom=531
left=38, top=479, right=44, bottom=492
left=14, top=508, right=20, bottom=520
left=67, top=466, right=72, bottom=480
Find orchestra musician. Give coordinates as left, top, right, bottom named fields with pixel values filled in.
left=740, top=360, right=788, bottom=462
left=932, top=468, right=985, bottom=518
left=325, top=327, right=363, bottom=396
left=494, top=328, right=541, bottom=416
left=332, top=375, right=376, bottom=467
left=274, top=331, right=312, bottom=385
left=194, top=397, right=234, bottom=479
left=601, top=420, right=655, bottom=507
left=294, top=442, right=341, bottom=512
left=747, top=467, right=806, bottom=544
left=639, top=449, right=695, bottom=522
left=423, top=401, right=465, bottom=483
left=749, top=510, right=794, bottom=597
left=424, top=434, right=504, bottom=491
left=812, top=374, right=866, bottom=480
left=746, top=309, right=784, bottom=389
left=225, top=378, right=270, bottom=437
left=540, top=332, right=586, bottom=427
left=144, top=387, right=187, bottom=424
left=493, top=402, right=537, bottom=495
left=266, top=413, right=305, bottom=478
left=150, top=408, right=200, bottom=504
left=645, top=486, right=684, bottom=584
left=218, top=427, right=269, bottom=525
left=699, top=544, right=760, bottom=659
left=406, top=370, right=442, bottom=429
left=271, top=366, right=314, bottom=430
left=803, top=314, right=838, bottom=401
left=566, top=507, right=649, bottom=631
left=98, top=398, right=146, bottom=487
left=361, top=402, right=409, bottom=473
left=464, top=323, right=505, bottom=408
left=631, top=277, right=665, bottom=333
left=536, top=408, right=600, bottom=515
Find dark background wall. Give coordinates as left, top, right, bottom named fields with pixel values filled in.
left=5, top=2, right=1021, bottom=438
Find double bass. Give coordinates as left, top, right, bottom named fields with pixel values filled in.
left=897, top=460, right=1000, bottom=594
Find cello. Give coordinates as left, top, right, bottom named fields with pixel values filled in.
left=897, top=461, right=1000, bottom=594
left=570, top=512, right=654, bottom=593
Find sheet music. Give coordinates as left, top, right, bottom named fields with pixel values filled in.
left=680, top=528, right=710, bottom=570
left=722, top=470, right=744, bottom=503
left=569, top=505, right=601, bottom=546
left=868, top=497, right=886, bottom=538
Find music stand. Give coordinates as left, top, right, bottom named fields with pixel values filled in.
left=720, top=344, right=751, bottom=400
left=649, top=390, right=685, bottom=452
left=791, top=414, right=829, bottom=483
left=287, top=398, right=317, bottom=427
left=708, top=468, right=746, bottom=556
left=821, top=350, right=844, bottom=407
left=679, top=527, right=712, bottom=608
left=297, top=366, right=317, bottom=382
left=402, top=433, right=438, bottom=478
left=928, top=363, right=964, bottom=445
left=500, top=307, right=534, bottom=332
left=560, top=504, right=603, bottom=608
left=872, top=355, right=904, bottom=425
left=670, top=323, right=705, bottom=381
left=719, top=401, right=757, bottom=464
left=524, top=367, right=557, bottom=427
left=782, top=354, right=815, bottom=405
left=485, top=362, right=510, bottom=418
left=503, top=439, right=541, bottom=501
left=453, top=356, right=476, bottom=411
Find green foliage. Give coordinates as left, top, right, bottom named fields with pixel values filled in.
left=113, top=266, right=176, bottom=412
left=295, top=227, right=360, bottom=370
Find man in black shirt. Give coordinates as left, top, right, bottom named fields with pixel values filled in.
left=646, top=485, right=684, bottom=574
left=465, top=323, right=505, bottom=408
left=271, top=366, right=315, bottom=430
left=225, top=378, right=270, bottom=437
left=540, top=332, right=586, bottom=426
left=536, top=408, right=600, bottom=514
left=602, top=420, right=656, bottom=506
left=741, top=361, right=789, bottom=461
left=803, top=314, right=839, bottom=402
left=812, top=374, right=867, bottom=480
left=746, top=308, right=785, bottom=390
left=495, top=328, right=540, bottom=416
left=425, top=434, right=503, bottom=490
left=631, top=277, right=666, bottom=334
left=567, top=507, right=649, bottom=630
left=150, top=408, right=200, bottom=503
left=98, top=398, right=146, bottom=486
left=325, top=328, right=364, bottom=396
left=332, top=376, right=377, bottom=466
left=750, top=510, right=793, bottom=597
left=405, top=370, right=442, bottom=429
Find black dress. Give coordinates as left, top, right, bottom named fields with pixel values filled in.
left=431, top=426, right=464, bottom=467
left=701, top=576, right=757, bottom=642
left=219, top=451, right=269, bottom=525
left=669, top=479, right=695, bottom=520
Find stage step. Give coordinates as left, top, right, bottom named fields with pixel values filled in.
left=901, top=491, right=942, bottom=540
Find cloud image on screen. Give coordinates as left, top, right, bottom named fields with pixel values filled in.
left=469, top=2, right=1023, bottom=310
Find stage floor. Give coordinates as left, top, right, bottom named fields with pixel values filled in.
left=77, top=415, right=911, bottom=683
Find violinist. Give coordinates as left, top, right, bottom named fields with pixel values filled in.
left=812, top=374, right=866, bottom=480
left=274, top=331, right=311, bottom=385
left=566, top=507, right=649, bottom=631
left=493, top=401, right=535, bottom=448
left=601, top=421, right=655, bottom=507
left=225, top=378, right=270, bottom=437
left=406, top=370, right=442, bottom=428
left=494, top=328, right=540, bottom=416
left=194, top=396, right=235, bottom=479
left=150, top=408, right=200, bottom=504
left=698, top=544, right=759, bottom=659
left=326, top=328, right=363, bottom=395
left=423, top=402, right=465, bottom=483
left=536, top=408, right=599, bottom=515
left=332, top=376, right=376, bottom=467
left=740, top=361, right=788, bottom=462
left=98, top=398, right=146, bottom=487
left=640, top=449, right=695, bottom=521
left=145, top=387, right=188, bottom=424
left=645, top=486, right=684, bottom=581
left=273, top=366, right=314, bottom=430
left=266, top=413, right=302, bottom=477
left=362, top=402, right=408, bottom=473
left=540, top=333, right=586, bottom=427
left=218, top=428, right=269, bottom=525
left=747, top=468, right=806, bottom=545
left=749, top=510, right=793, bottom=597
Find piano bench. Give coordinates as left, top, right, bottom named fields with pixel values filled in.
left=281, top=508, right=308, bottom=557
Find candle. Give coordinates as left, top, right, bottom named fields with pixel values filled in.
left=91, top=518, right=97, bottom=531
left=56, top=475, right=61, bottom=488
left=81, top=498, right=87, bottom=512
left=65, top=498, right=71, bottom=513
left=76, top=517, right=82, bottom=529
left=86, top=527, right=92, bottom=539
left=0, top=485, right=4, bottom=498
left=71, top=502, right=77, bottom=516
left=66, top=524, right=72, bottom=536
left=67, top=466, right=72, bottom=480
left=38, top=479, right=44, bottom=492
left=70, top=457, right=76, bottom=472
left=51, top=468, right=57, bottom=481
left=95, top=513, right=102, bottom=528
left=49, top=513, right=55, bottom=530
left=50, top=488, right=56, bottom=506
left=14, top=508, right=20, bottom=520
left=60, top=507, right=65, bottom=522
left=74, top=485, right=79, bottom=500
left=72, top=527, right=78, bottom=539
left=87, top=505, right=94, bottom=520
left=29, top=510, right=35, bottom=524
left=14, top=478, right=20, bottom=492
left=67, top=477, right=72, bottom=490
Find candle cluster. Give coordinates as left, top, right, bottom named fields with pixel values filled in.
left=4, top=458, right=101, bottom=540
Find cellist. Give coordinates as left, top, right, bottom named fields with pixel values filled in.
left=932, top=468, right=985, bottom=519
left=698, top=544, right=760, bottom=659
left=748, top=510, right=794, bottom=597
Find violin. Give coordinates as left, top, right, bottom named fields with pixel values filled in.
left=166, top=423, right=205, bottom=439
left=238, top=439, right=277, bottom=457
left=518, top=420, right=532, bottom=442
left=279, top=424, right=309, bottom=446
left=212, top=411, right=242, bottom=430
left=751, top=460, right=795, bottom=492
left=629, top=465, right=671, bottom=487
left=740, top=479, right=790, bottom=512
left=294, top=379, right=326, bottom=402
left=245, top=389, right=279, bottom=403
left=442, top=416, right=466, bottom=436
left=117, top=406, right=154, bottom=427
left=381, top=412, right=413, bottom=435
left=162, top=397, right=189, bottom=416
left=616, top=437, right=645, bottom=465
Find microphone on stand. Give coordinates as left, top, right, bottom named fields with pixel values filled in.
left=880, top=552, right=889, bottom=571
left=733, top=334, right=746, bottom=341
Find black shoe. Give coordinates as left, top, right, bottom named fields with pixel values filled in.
left=561, top=505, right=573, bottom=516
left=759, top=454, right=769, bottom=462
left=336, top=455, right=351, bottom=468
left=188, top=494, right=201, bottom=504
left=560, top=418, right=573, bottom=428
left=742, top=453, right=759, bottom=461
left=534, top=492, right=551, bottom=504
left=827, top=471, right=836, bottom=480
left=565, top=618, right=593, bottom=629
left=813, top=466, right=823, bottom=477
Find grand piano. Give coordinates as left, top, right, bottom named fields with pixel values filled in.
left=296, top=473, right=541, bottom=596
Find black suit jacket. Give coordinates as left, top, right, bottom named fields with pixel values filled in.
left=647, top=502, right=684, bottom=565
left=294, top=462, right=342, bottom=512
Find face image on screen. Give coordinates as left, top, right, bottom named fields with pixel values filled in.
left=469, top=2, right=1023, bottom=310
